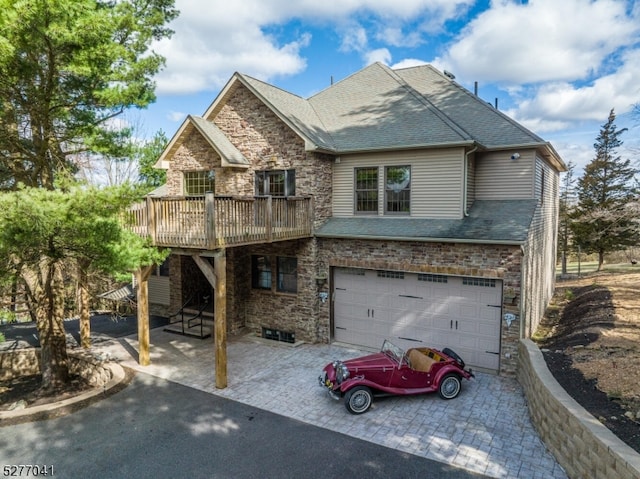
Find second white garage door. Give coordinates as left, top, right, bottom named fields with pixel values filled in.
left=333, top=268, right=503, bottom=372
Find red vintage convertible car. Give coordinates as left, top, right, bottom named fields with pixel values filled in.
left=319, top=340, right=475, bottom=414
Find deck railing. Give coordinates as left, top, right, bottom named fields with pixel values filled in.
left=127, top=193, right=313, bottom=249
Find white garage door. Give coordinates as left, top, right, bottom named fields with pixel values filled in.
left=333, top=268, right=503, bottom=372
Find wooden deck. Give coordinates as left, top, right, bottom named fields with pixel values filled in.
left=127, top=193, right=313, bottom=249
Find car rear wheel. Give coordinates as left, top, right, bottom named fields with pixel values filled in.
left=438, top=374, right=462, bottom=399
left=344, top=386, right=373, bottom=414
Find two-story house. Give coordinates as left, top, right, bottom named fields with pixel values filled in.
left=133, top=62, right=566, bottom=378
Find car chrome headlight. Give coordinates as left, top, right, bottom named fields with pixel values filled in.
left=335, top=362, right=350, bottom=384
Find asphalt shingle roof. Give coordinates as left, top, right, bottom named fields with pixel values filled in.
left=315, top=200, right=538, bottom=244
left=240, top=62, right=550, bottom=154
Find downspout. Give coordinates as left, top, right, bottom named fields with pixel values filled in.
left=463, top=145, right=478, bottom=217
left=519, top=244, right=526, bottom=339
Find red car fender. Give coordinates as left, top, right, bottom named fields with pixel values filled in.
left=338, top=377, right=381, bottom=394
left=432, top=364, right=465, bottom=385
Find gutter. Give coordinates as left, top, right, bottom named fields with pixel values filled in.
left=313, top=233, right=524, bottom=246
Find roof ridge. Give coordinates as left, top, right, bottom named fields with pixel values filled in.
left=421, top=66, right=547, bottom=145
left=381, top=64, right=474, bottom=143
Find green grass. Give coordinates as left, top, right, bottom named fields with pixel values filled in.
left=556, top=261, right=639, bottom=275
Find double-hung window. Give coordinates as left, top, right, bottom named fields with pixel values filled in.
left=354, top=165, right=411, bottom=214
left=251, top=255, right=272, bottom=290
left=276, top=257, right=297, bottom=293
left=255, top=169, right=295, bottom=197
left=354, top=167, right=378, bottom=214
left=385, top=166, right=411, bottom=214
left=251, top=255, right=297, bottom=294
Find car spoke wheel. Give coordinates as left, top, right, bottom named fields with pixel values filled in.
left=345, top=386, right=373, bottom=414
left=438, top=374, right=461, bottom=400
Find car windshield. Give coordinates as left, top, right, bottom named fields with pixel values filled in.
left=381, top=340, right=408, bottom=367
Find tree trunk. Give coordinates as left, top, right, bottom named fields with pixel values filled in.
left=598, top=250, right=605, bottom=271
left=34, top=259, right=69, bottom=390
left=78, top=261, right=91, bottom=349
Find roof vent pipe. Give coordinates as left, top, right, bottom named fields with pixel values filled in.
left=495, top=97, right=498, bottom=109
left=474, top=81, right=478, bottom=96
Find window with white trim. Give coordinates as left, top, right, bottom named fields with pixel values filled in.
left=385, top=166, right=411, bottom=214
left=184, top=171, right=215, bottom=196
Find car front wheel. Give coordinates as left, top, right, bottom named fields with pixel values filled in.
left=344, top=386, right=373, bottom=414
left=438, top=374, right=462, bottom=399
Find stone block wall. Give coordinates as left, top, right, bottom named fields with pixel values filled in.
left=518, top=339, right=640, bottom=479
left=0, top=349, right=115, bottom=388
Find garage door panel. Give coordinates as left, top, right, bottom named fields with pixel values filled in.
left=333, top=268, right=502, bottom=372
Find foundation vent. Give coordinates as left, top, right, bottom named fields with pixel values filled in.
left=262, top=327, right=295, bottom=344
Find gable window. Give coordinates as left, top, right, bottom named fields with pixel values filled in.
left=355, top=167, right=378, bottom=214
left=385, top=166, right=411, bottom=214
left=277, top=257, right=297, bottom=293
left=184, top=171, right=215, bottom=196
left=251, top=255, right=272, bottom=289
left=255, top=169, right=295, bottom=197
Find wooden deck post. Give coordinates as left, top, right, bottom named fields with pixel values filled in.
left=205, top=192, right=216, bottom=249
left=266, top=196, right=272, bottom=243
left=192, top=251, right=227, bottom=389
left=146, top=196, right=157, bottom=245
left=135, top=265, right=154, bottom=366
left=214, top=251, right=227, bottom=388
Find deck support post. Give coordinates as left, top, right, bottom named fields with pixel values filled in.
left=135, top=265, right=154, bottom=366
left=192, top=251, right=227, bottom=389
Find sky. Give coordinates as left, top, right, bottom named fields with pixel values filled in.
left=134, top=0, right=640, bottom=175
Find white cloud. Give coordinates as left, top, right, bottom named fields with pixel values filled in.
left=391, top=58, right=428, bottom=70
left=153, top=0, right=474, bottom=94
left=508, top=48, right=640, bottom=130
left=442, top=0, right=640, bottom=85
left=364, top=48, right=392, bottom=65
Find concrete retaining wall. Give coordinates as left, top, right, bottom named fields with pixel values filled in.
left=0, top=349, right=115, bottom=388
left=518, top=339, right=640, bottom=479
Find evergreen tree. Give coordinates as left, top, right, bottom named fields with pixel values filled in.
left=0, top=0, right=178, bottom=189
left=558, top=161, right=577, bottom=275
left=571, top=109, right=639, bottom=270
left=137, top=130, right=169, bottom=190
left=0, top=184, right=167, bottom=389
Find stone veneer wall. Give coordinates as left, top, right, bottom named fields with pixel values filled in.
left=238, top=238, right=320, bottom=342
left=162, top=83, right=334, bottom=336
left=0, top=349, right=116, bottom=388
left=518, top=340, right=640, bottom=479
left=318, top=238, right=524, bottom=376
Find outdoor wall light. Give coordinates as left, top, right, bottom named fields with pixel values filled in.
left=207, top=170, right=216, bottom=181
left=315, top=273, right=327, bottom=288
left=504, top=313, right=516, bottom=328
left=319, top=292, right=328, bottom=303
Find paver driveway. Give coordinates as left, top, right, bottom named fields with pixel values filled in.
left=91, top=329, right=567, bottom=479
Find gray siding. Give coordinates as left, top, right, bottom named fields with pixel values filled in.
left=475, top=150, right=535, bottom=200
left=521, top=156, right=559, bottom=338
left=149, top=276, right=170, bottom=306
left=332, top=148, right=464, bottom=219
